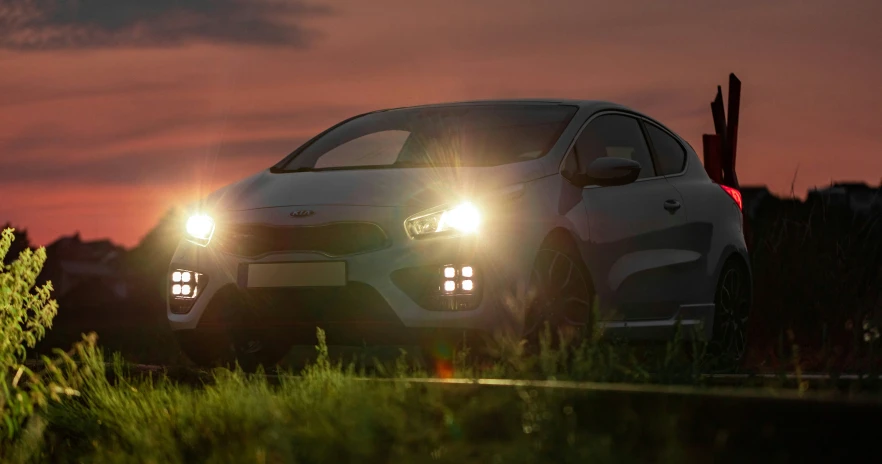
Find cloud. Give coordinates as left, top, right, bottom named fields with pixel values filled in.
left=0, top=136, right=299, bottom=186
left=0, top=0, right=330, bottom=50
left=0, top=79, right=186, bottom=108
left=0, top=105, right=364, bottom=185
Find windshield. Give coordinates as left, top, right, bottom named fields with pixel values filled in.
left=275, top=104, right=578, bottom=171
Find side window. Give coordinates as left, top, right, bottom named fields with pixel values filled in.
left=572, top=114, right=656, bottom=179
left=314, top=130, right=410, bottom=169
left=645, top=123, right=686, bottom=175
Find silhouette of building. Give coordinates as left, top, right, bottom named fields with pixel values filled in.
left=40, top=232, right=128, bottom=301
left=808, top=182, right=882, bottom=215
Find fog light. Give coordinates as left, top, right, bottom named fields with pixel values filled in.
left=169, top=270, right=203, bottom=299
left=169, top=269, right=207, bottom=314
left=425, top=263, right=481, bottom=311
left=170, top=270, right=203, bottom=296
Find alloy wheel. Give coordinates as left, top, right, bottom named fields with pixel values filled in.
left=523, top=247, right=594, bottom=342
left=711, top=263, right=750, bottom=366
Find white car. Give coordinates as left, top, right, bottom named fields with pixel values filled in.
left=168, top=100, right=751, bottom=368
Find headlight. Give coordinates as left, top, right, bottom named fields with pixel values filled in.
left=185, top=214, right=215, bottom=246
left=405, top=202, right=481, bottom=239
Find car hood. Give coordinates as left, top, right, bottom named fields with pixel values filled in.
left=205, top=161, right=547, bottom=211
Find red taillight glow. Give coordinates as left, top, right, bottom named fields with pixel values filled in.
left=719, top=184, right=743, bottom=211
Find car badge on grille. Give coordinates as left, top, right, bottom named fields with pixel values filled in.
left=290, top=209, right=315, bottom=218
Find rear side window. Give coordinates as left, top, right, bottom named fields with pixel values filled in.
left=573, top=114, right=656, bottom=179
left=645, top=123, right=686, bottom=175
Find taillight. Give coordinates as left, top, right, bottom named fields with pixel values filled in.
left=719, top=184, right=742, bottom=211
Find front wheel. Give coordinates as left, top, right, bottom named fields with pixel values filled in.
left=523, top=240, right=596, bottom=347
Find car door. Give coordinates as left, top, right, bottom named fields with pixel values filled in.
left=570, top=113, right=691, bottom=321
left=641, top=119, right=714, bottom=307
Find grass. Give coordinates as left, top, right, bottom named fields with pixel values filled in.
left=8, top=329, right=693, bottom=463
left=5, top=322, right=882, bottom=463
left=746, top=196, right=882, bottom=371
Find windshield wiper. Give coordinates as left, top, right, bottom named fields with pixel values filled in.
left=274, top=162, right=434, bottom=173
left=273, top=166, right=317, bottom=173
left=391, top=161, right=434, bottom=168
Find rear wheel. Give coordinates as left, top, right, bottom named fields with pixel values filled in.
left=523, top=240, right=596, bottom=347
left=708, top=259, right=751, bottom=369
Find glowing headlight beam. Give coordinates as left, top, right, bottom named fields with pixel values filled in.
left=438, top=202, right=480, bottom=234
left=185, top=214, right=215, bottom=246
left=404, top=201, right=481, bottom=239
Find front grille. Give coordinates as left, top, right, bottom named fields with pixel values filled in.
left=214, top=222, right=389, bottom=257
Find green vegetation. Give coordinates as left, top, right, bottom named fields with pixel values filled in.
left=4, top=323, right=878, bottom=463
left=0, top=229, right=98, bottom=449
left=5, top=328, right=694, bottom=463
left=748, top=195, right=882, bottom=370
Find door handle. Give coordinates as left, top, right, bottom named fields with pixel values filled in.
left=663, top=199, right=681, bottom=212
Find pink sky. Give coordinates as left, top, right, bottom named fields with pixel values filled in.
left=2, top=0, right=881, bottom=247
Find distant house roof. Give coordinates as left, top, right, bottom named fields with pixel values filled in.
left=39, top=233, right=128, bottom=300
left=831, top=182, right=874, bottom=190
left=47, top=233, right=125, bottom=264
left=810, top=182, right=878, bottom=195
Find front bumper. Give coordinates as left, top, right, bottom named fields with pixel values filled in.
left=167, top=206, right=534, bottom=338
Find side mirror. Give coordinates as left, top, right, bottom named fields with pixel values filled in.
left=571, top=157, right=641, bottom=187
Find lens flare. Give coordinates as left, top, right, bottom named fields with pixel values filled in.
left=439, top=202, right=480, bottom=234
left=405, top=201, right=481, bottom=238
left=185, top=214, right=215, bottom=244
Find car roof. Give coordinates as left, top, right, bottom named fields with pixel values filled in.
left=377, top=99, right=637, bottom=114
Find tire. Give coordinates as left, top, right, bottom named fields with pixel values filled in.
left=708, top=258, right=751, bottom=369
left=523, top=238, right=596, bottom=347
